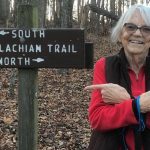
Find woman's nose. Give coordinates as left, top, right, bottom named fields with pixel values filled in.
left=133, top=28, right=143, bottom=36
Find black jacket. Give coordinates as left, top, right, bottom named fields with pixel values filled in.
left=88, top=48, right=150, bottom=150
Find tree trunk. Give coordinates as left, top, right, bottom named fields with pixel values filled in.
left=117, top=0, right=122, bottom=16
left=126, top=0, right=130, bottom=8
left=122, top=0, right=125, bottom=13
left=13, top=0, right=18, bottom=27
left=100, top=0, right=104, bottom=34
left=38, top=0, right=47, bottom=27
left=89, top=0, right=96, bottom=32
left=77, top=0, right=81, bottom=24
left=110, top=0, right=116, bottom=14
left=96, top=0, right=101, bottom=34
left=53, top=0, right=61, bottom=27
left=88, top=4, right=119, bottom=21
left=80, top=5, right=90, bottom=28
left=78, top=0, right=85, bottom=26
left=0, top=0, right=10, bottom=27
left=90, top=0, right=96, bottom=19
left=131, top=0, right=137, bottom=5
left=60, top=0, right=74, bottom=28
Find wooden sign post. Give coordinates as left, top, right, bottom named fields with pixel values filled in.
left=0, top=4, right=93, bottom=150
left=17, top=4, right=39, bottom=150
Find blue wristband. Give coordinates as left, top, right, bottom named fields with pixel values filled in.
left=136, top=96, right=145, bottom=131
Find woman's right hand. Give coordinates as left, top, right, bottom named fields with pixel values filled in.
left=140, top=91, right=150, bottom=113
left=84, top=83, right=130, bottom=104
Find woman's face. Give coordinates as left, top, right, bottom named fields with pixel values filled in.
left=120, top=10, right=150, bottom=56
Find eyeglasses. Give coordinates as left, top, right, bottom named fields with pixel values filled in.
left=123, top=23, right=150, bottom=37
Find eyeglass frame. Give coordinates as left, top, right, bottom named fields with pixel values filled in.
left=123, top=23, right=150, bottom=37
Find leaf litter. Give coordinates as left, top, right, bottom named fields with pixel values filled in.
left=0, top=35, right=119, bottom=150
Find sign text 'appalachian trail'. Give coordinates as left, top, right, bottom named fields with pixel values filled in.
left=0, top=28, right=85, bottom=68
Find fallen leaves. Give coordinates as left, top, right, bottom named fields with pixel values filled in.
left=0, top=35, right=119, bottom=150
left=3, top=116, right=14, bottom=125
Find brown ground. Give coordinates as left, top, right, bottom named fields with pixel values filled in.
left=0, top=34, right=120, bottom=150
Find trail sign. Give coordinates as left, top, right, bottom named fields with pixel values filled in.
left=0, top=28, right=92, bottom=68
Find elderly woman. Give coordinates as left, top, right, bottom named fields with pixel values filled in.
left=85, top=4, right=150, bottom=150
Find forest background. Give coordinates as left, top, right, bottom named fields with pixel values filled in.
left=0, top=0, right=150, bottom=150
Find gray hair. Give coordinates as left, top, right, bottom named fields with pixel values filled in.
left=111, top=4, right=150, bottom=43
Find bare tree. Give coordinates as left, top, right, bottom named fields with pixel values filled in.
left=140, top=0, right=144, bottom=4
left=0, top=0, right=17, bottom=98
left=117, top=0, right=122, bottom=16
left=38, top=0, right=48, bottom=27
left=110, top=0, right=116, bottom=14
left=131, top=0, right=137, bottom=5
left=59, top=0, right=74, bottom=28
left=95, top=0, right=101, bottom=34
left=77, top=0, right=85, bottom=25
left=77, top=0, right=81, bottom=23
left=80, top=4, right=90, bottom=28
left=53, top=0, right=61, bottom=27
left=89, top=0, right=97, bottom=31
left=0, top=0, right=10, bottom=27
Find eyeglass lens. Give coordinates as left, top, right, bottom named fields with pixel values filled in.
left=124, top=23, right=150, bottom=36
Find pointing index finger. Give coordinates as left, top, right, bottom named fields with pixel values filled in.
left=84, top=84, right=106, bottom=90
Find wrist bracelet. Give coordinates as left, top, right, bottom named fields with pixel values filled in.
left=136, top=96, right=145, bottom=131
